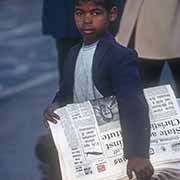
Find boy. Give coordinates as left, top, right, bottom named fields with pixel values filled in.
left=43, top=0, right=154, bottom=179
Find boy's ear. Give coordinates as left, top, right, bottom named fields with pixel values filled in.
left=109, top=7, right=118, bottom=22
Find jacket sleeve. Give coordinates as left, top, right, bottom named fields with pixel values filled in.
left=110, top=49, right=150, bottom=159
left=52, top=48, right=75, bottom=107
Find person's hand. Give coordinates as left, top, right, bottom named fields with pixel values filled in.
left=43, top=102, right=60, bottom=128
left=127, top=157, right=154, bottom=180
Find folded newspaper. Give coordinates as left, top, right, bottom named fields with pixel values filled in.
left=49, top=85, right=180, bottom=180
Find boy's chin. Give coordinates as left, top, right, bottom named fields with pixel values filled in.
left=83, top=35, right=99, bottom=44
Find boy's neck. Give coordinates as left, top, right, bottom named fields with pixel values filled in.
left=83, top=31, right=107, bottom=45
left=83, top=39, right=99, bottom=46
left=83, top=40, right=99, bottom=47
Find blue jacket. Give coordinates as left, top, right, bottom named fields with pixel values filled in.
left=53, top=32, right=150, bottom=159
left=42, top=0, right=81, bottom=39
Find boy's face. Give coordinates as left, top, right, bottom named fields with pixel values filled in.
left=75, top=1, right=117, bottom=45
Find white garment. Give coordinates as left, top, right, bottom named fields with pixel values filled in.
left=116, top=0, right=180, bottom=59
left=73, top=41, right=103, bottom=103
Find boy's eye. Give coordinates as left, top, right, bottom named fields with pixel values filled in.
left=75, top=11, right=83, bottom=16
left=91, top=11, right=103, bottom=16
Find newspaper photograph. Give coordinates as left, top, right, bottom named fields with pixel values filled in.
left=49, top=85, right=180, bottom=180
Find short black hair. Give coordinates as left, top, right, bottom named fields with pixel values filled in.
left=75, top=0, right=118, bottom=12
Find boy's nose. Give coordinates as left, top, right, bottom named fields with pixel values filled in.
left=83, top=13, right=92, bottom=23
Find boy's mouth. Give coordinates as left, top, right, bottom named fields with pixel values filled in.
left=82, top=28, right=95, bottom=35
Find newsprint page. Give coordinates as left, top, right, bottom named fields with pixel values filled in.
left=49, top=85, right=180, bottom=180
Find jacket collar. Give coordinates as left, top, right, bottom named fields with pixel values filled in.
left=93, top=31, right=115, bottom=71
left=71, top=31, right=115, bottom=69
left=69, top=31, right=115, bottom=90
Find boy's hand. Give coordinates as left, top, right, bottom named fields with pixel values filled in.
left=127, top=157, right=154, bottom=180
left=43, top=102, right=60, bottom=128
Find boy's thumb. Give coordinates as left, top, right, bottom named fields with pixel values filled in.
left=127, top=168, right=133, bottom=179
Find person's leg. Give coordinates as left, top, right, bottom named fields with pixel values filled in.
left=35, top=134, right=62, bottom=180
left=127, top=24, right=164, bottom=89
left=56, top=37, right=81, bottom=84
left=168, top=58, right=180, bottom=98
left=137, top=58, right=164, bottom=88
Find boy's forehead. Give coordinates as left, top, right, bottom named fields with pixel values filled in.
left=75, top=1, right=105, bottom=10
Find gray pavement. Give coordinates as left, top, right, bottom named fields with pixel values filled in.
left=0, top=0, right=58, bottom=99
left=0, top=80, right=58, bottom=180
left=0, top=0, right=59, bottom=179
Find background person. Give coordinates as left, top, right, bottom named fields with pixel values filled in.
left=116, top=0, right=180, bottom=97
left=42, top=0, right=82, bottom=84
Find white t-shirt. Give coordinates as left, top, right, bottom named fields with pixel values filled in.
left=73, top=41, right=103, bottom=103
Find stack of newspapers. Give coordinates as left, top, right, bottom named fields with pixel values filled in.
left=49, top=85, right=180, bottom=180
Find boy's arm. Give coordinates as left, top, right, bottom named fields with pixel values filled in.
left=110, top=49, right=153, bottom=179
left=43, top=82, right=73, bottom=128
left=44, top=47, right=75, bottom=127
left=111, top=49, right=150, bottom=158
left=52, top=45, right=76, bottom=107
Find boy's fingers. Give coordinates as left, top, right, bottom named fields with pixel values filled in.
left=145, top=164, right=154, bottom=179
left=51, top=111, right=60, bottom=120
left=44, top=108, right=60, bottom=120
left=48, top=112, right=60, bottom=123
left=43, top=116, right=57, bottom=128
left=46, top=106, right=60, bottom=119
left=43, top=105, right=60, bottom=128
left=44, top=113, right=58, bottom=124
left=134, top=171, right=143, bottom=180
left=44, top=112, right=53, bottom=121
left=44, top=119, right=49, bottom=128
